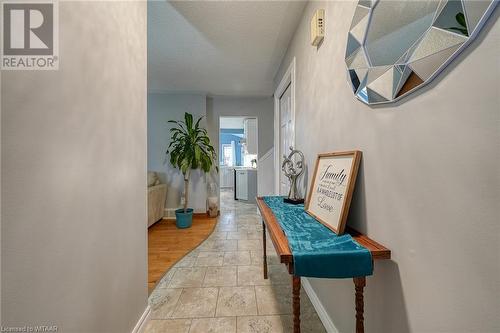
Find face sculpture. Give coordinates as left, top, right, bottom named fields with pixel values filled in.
left=282, top=147, right=305, bottom=200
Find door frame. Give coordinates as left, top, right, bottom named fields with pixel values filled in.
left=273, top=57, right=296, bottom=195
left=218, top=115, right=259, bottom=166
left=218, top=116, right=259, bottom=204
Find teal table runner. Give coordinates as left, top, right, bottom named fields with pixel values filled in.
left=263, top=196, right=373, bottom=278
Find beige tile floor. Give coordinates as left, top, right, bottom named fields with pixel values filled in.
left=144, top=190, right=326, bottom=333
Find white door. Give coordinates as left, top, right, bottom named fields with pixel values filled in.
left=279, top=83, right=293, bottom=196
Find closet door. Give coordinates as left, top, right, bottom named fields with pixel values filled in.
left=279, top=83, right=292, bottom=196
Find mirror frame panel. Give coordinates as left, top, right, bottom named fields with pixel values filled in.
left=345, top=0, right=498, bottom=105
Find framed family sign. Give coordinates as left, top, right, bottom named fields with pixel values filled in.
left=305, top=151, right=361, bottom=235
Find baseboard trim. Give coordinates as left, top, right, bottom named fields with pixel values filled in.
left=302, top=278, right=339, bottom=333
left=164, top=208, right=176, bottom=219
left=131, top=305, right=151, bottom=333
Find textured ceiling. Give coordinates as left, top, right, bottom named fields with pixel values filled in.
left=148, top=1, right=307, bottom=96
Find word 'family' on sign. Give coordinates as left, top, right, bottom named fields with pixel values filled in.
left=320, top=165, right=347, bottom=186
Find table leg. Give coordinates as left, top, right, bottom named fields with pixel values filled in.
left=353, top=276, right=366, bottom=333
left=293, top=275, right=301, bottom=333
left=262, top=220, right=268, bottom=279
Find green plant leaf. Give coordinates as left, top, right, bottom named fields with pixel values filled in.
left=447, top=27, right=468, bottom=36
left=184, top=112, right=193, bottom=130
left=456, top=12, right=466, bottom=28
left=165, top=112, right=218, bottom=206
left=194, top=116, right=203, bottom=130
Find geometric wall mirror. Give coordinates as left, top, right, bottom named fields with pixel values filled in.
left=345, top=0, right=498, bottom=105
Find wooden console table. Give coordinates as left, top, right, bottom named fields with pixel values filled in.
left=257, top=197, right=391, bottom=333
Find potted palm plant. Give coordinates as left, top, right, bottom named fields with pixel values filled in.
left=166, top=112, right=217, bottom=228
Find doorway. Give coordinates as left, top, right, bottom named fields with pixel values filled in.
left=219, top=116, right=259, bottom=208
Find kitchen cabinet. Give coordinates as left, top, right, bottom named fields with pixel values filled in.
left=220, top=166, right=234, bottom=188
left=236, top=170, right=248, bottom=200
left=235, top=168, right=257, bottom=203
left=244, top=118, right=258, bottom=155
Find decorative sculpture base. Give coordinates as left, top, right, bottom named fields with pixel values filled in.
left=284, top=198, right=304, bottom=205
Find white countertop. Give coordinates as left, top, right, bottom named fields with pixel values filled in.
left=221, top=166, right=257, bottom=170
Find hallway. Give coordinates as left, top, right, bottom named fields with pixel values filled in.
left=145, top=190, right=326, bottom=332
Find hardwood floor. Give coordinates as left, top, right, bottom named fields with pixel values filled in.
left=148, top=215, right=217, bottom=293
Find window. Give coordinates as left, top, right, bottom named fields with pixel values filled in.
left=222, top=144, right=233, bottom=166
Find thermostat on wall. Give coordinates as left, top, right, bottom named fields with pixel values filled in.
left=310, top=9, right=325, bottom=46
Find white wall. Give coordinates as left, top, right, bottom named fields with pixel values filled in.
left=257, top=148, right=275, bottom=196
left=1, top=2, right=147, bottom=332
left=276, top=2, right=500, bottom=332
left=148, top=93, right=208, bottom=213
left=0, top=68, right=2, bottom=325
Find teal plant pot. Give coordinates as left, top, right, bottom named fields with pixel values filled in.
left=175, top=208, right=193, bottom=229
